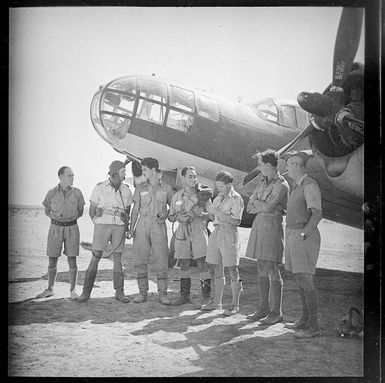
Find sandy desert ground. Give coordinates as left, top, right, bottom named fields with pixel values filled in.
left=8, top=206, right=364, bottom=377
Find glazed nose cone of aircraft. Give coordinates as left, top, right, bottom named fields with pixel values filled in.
left=90, top=76, right=139, bottom=146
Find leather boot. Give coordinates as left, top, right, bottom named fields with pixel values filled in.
left=157, top=277, right=170, bottom=305
left=78, top=269, right=97, bottom=302
left=200, top=278, right=212, bottom=305
left=113, top=271, right=131, bottom=303
left=133, top=273, right=149, bottom=303
left=259, top=280, right=284, bottom=325
left=171, top=278, right=191, bottom=306
left=224, top=280, right=243, bottom=316
left=246, top=276, right=270, bottom=320
left=201, top=277, right=225, bottom=311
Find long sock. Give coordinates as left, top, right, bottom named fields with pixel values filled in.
left=258, top=276, right=270, bottom=312
left=304, top=289, right=319, bottom=329
left=69, top=266, right=78, bottom=292
left=47, top=267, right=57, bottom=290
left=299, top=287, right=309, bottom=322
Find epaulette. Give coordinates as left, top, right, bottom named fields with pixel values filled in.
left=97, top=181, right=104, bottom=186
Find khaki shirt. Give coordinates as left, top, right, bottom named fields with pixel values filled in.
left=249, top=173, right=289, bottom=215
left=133, top=180, right=173, bottom=218
left=286, top=174, right=322, bottom=229
left=212, top=186, right=244, bottom=227
left=169, top=187, right=212, bottom=235
left=42, top=185, right=85, bottom=221
left=90, top=180, right=132, bottom=225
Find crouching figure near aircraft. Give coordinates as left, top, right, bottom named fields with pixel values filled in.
left=168, top=166, right=213, bottom=306
left=201, top=170, right=244, bottom=316
left=245, top=149, right=289, bottom=325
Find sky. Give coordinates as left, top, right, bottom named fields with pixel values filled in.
left=9, top=7, right=365, bottom=206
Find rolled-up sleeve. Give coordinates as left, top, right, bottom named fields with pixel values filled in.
left=90, top=185, right=100, bottom=205
left=303, top=183, right=322, bottom=212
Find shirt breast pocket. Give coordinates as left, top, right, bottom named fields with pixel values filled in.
left=140, top=191, right=151, bottom=206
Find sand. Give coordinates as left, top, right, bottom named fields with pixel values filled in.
left=8, top=206, right=363, bottom=377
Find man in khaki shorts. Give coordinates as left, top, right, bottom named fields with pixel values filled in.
left=168, top=166, right=212, bottom=306
left=36, top=166, right=85, bottom=300
left=78, top=160, right=132, bottom=303
left=283, top=150, right=323, bottom=338
left=128, top=157, right=174, bottom=305
left=201, top=170, right=244, bottom=315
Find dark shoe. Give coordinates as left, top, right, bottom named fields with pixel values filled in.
left=285, top=319, right=309, bottom=330
left=171, top=295, right=191, bottom=306
left=259, top=311, right=283, bottom=325
left=201, top=301, right=222, bottom=311
left=246, top=308, right=270, bottom=321
left=159, top=294, right=171, bottom=305
left=78, top=292, right=90, bottom=302
left=223, top=305, right=239, bottom=316
left=293, top=327, right=321, bottom=339
left=115, top=290, right=131, bottom=303
left=133, top=293, right=147, bottom=303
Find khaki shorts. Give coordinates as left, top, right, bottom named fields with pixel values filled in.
left=205, top=227, right=240, bottom=267
left=284, top=228, right=320, bottom=274
left=174, top=232, right=208, bottom=260
left=92, top=224, right=126, bottom=253
left=46, top=223, right=80, bottom=257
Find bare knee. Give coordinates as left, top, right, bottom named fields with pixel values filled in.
left=195, top=257, right=207, bottom=272
left=48, top=257, right=58, bottom=269
left=295, top=273, right=315, bottom=291
left=228, top=266, right=240, bottom=282
left=67, top=256, right=77, bottom=269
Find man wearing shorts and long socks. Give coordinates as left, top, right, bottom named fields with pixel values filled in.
left=245, top=149, right=289, bottom=325
left=78, top=160, right=132, bottom=303
left=128, top=157, right=174, bottom=305
left=37, top=166, right=85, bottom=300
left=168, top=166, right=212, bottom=306
left=201, top=170, right=244, bottom=315
left=283, top=150, right=322, bottom=338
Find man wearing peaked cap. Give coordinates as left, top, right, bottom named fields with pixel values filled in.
left=283, top=149, right=323, bottom=338
left=78, top=160, right=132, bottom=303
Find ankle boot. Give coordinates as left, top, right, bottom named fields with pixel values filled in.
left=259, top=280, right=283, bottom=325
left=201, top=277, right=225, bottom=311
left=157, top=277, right=170, bottom=305
left=113, top=271, right=131, bottom=303
left=134, top=273, right=149, bottom=303
left=224, top=280, right=243, bottom=316
left=78, top=269, right=97, bottom=302
left=171, top=278, right=191, bottom=306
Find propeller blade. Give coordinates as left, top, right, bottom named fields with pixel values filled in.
left=276, top=123, right=314, bottom=158
left=333, top=8, right=364, bottom=88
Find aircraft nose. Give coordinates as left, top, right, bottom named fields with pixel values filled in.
left=90, top=77, right=137, bottom=143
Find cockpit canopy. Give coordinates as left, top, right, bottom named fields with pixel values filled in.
left=249, top=98, right=310, bottom=131
left=90, top=75, right=221, bottom=143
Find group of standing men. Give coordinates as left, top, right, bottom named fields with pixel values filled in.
left=37, top=148, right=323, bottom=339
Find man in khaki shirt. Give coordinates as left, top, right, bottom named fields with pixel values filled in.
left=201, top=170, right=244, bottom=315
left=128, top=157, right=174, bottom=305
left=37, top=166, right=85, bottom=300
left=78, top=160, right=132, bottom=303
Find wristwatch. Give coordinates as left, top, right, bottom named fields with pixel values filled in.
left=300, top=232, right=306, bottom=238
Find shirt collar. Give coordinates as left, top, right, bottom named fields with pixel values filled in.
left=296, top=173, right=307, bottom=186
left=57, top=184, right=73, bottom=192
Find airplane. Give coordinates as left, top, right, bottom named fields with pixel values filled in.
left=89, top=7, right=364, bottom=229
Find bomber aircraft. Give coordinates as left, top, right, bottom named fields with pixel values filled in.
left=89, top=7, right=364, bottom=229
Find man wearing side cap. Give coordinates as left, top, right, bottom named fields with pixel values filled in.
left=283, top=150, right=323, bottom=338
left=78, top=160, right=132, bottom=303
left=36, top=166, right=85, bottom=300
left=127, top=157, right=174, bottom=305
